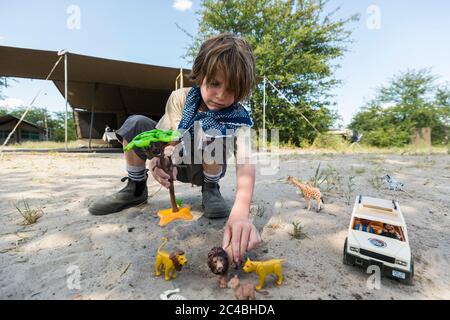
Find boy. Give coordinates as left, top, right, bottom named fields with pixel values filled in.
left=88, top=34, right=261, bottom=264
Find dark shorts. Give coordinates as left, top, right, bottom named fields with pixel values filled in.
left=116, top=115, right=227, bottom=186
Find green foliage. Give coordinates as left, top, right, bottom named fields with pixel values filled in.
left=0, top=106, right=8, bottom=116
left=343, top=175, right=356, bottom=205
left=0, top=77, right=6, bottom=99
left=363, top=127, right=410, bottom=148
left=350, top=69, right=450, bottom=147
left=289, top=221, right=308, bottom=240
left=0, top=106, right=77, bottom=142
left=50, top=111, right=77, bottom=142
left=312, top=133, right=346, bottom=149
left=123, top=129, right=182, bottom=152
left=187, top=0, right=359, bottom=146
left=309, top=163, right=342, bottom=192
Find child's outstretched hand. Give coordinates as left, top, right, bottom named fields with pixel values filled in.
left=222, top=216, right=261, bottom=265
left=149, top=145, right=177, bottom=189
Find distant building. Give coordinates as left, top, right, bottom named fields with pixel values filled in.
left=0, top=45, right=192, bottom=144
left=0, top=114, right=46, bottom=144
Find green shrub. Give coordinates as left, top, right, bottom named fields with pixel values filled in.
left=362, top=128, right=410, bottom=148
left=312, top=134, right=346, bottom=150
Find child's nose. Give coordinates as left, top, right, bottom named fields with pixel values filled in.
left=215, top=87, right=225, bottom=100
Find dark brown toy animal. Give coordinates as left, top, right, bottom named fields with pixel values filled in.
left=207, top=246, right=230, bottom=288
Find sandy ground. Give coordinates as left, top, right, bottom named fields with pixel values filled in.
left=0, top=150, right=449, bottom=300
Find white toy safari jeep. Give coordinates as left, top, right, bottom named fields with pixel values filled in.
left=343, top=195, right=414, bottom=284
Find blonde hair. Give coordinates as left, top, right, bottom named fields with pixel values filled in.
left=189, top=33, right=256, bottom=102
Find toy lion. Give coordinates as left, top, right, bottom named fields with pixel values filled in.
left=155, top=237, right=187, bottom=281
left=207, top=246, right=230, bottom=288
left=243, top=258, right=286, bottom=291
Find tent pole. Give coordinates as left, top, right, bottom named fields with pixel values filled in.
left=180, top=68, right=183, bottom=88
left=64, top=53, right=68, bottom=151
left=263, top=76, right=266, bottom=146
left=89, top=83, right=97, bottom=151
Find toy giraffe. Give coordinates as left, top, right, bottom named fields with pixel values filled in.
left=286, top=176, right=324, bottom=212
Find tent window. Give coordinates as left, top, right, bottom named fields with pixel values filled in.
left=0, top=130, right=11, bottom=139
left=21, top=131, right=40, bottom=140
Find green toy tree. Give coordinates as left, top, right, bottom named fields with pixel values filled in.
left=124, top=129, right=182, bottom=213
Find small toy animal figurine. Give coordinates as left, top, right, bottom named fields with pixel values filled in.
left=227, top=274, right=256, bottom=300
left=287, top=176, right=324, bottom=212
left=160, top=288, right=187, bottom=300
left=207, top=247, right=230, bottom=288
left=243, top=258, right=286, bottom=291
left=155, top=237, right=187, bottom=281
left=382, top=174, right=404, bottom=191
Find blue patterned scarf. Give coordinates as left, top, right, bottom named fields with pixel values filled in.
left=177, top=86, right=253, bottom=138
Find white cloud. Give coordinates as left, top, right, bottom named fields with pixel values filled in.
left=0, top=98, right=25, bottom=108
left=173, top=0, right=193, bottom=11
left=0, top=35, right=5, bottom=41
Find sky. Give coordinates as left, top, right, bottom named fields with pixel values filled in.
left=1, top=0, right=449, bottom=126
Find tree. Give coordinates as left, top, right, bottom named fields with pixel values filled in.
left=349, top=69, right=450, bottom=147
left=50, top=111, right=77, bottom=142
left=0, top=77, right=5, bottom=98
left=186, top=0, right=359, bottom=145
left=0, top=106, right=7, bottom=116
left=3, top=106, right=77, bottom=141
left=0, top=78, right=77, bottom=142
left=8, top=106, right=51, bottom=128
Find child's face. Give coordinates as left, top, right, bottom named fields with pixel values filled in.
left=200, top=73, right=235, bottom=111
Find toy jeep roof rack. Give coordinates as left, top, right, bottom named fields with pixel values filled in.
left=353, top=196, right=405, bottom=227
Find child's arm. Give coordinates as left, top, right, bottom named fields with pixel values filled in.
left=222, top=160, right=261, bottom=264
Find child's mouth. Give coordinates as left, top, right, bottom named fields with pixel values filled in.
left=210, top=101, right=223, bottom=108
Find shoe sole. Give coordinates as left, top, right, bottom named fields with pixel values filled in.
left=89, top=199, right=148, bottom=216
left=201, top=203, right=230, bottom=219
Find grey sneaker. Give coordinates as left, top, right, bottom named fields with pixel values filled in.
left=201, top=182, right=230, bottom=219
left=88, top=177, right=148, bottom=216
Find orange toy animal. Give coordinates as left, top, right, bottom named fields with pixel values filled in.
left=287, top=176, right=324, bottom=212
left=155, top=237, right=187, bottom=281
left=242, top=258, right=286, bottom=291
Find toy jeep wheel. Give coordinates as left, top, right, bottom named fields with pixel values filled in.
left=343, top=237, right=355, bottom=266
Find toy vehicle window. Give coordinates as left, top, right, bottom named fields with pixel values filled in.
left=352, top=218, right=379, bottom=235
left=353, top=218, right=405, bottom=241
left=381, top=224, right=405, bottom=242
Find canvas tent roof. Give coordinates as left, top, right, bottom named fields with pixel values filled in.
left=0, top=45, right=192, bottom=114
left=0, top=114, right=46, bottom=132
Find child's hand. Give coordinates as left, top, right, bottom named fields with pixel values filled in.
left=148, top=146, right=178, bottom=189
left=222, top=216, right=261, bottom=265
